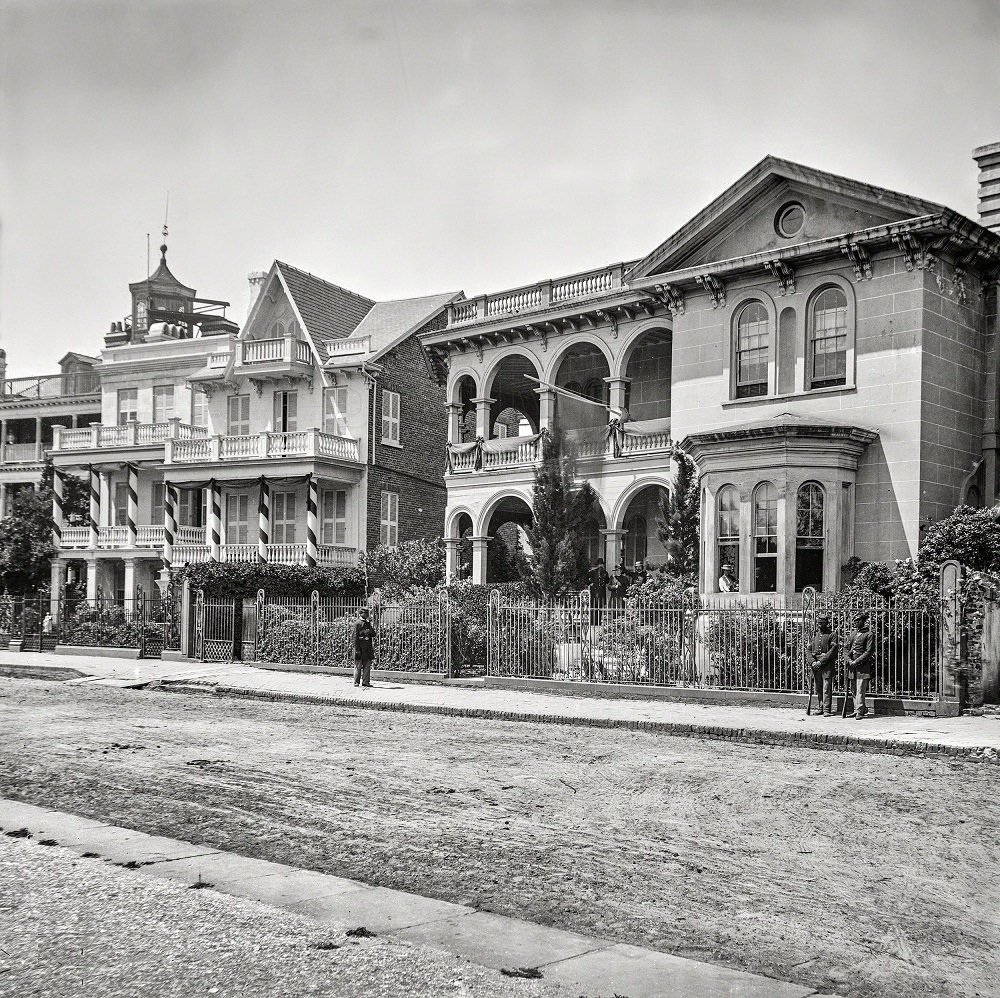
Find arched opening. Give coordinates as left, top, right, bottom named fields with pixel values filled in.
left=451, top=511, right=474, bottom=580
left=752, top=481, right=778, bottom=592
left=624, top=328, right=672, bottom=423
left=619, top=485, right=667, bottom=571
left=493, top=406, right=530, bottom=439
left=453, top=374, right=478, bottom=443
left=795, top=482, right=825, bottom=592
left=554, top=344, right=610, bottom=443
left=486, top=355, right=541, bottom=439
left=485, top=496, right=533, bottom=583
left=581, top=503, right=609, bottom=566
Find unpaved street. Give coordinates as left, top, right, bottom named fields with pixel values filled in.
left=2, top=678, right=998, bottom=998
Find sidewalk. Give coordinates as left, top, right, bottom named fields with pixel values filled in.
left=3, top=649, right=1000, bottom=761
left=0, top=796, right=831, bottom=998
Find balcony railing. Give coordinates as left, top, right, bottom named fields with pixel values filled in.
left=52, top=420, right=210, bottom=452
left=166, top=542, right=357, bottom=567
left=1, top=442, right=42, bottom=464
left=239, top=337, right=313, bottom=366
left=165, top=429, right=361, bottom=465
left=1, top=372, right=100, bottom=401
left=446, top=263, right=627, bottom=327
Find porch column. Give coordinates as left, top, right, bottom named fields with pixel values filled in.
left=86, top=559, right=98, bottom=600
left=88, top=466, right=100, bottom=548
left=469, top=535, right=490, bottom=584
left=0, top=483, right=5, bottom=519
left=444, top=537, right=461, bottom=582
left=601, top=528, right=627, bottom=570
left=306, top=474, right=319, bottom=567
left=163, top=484, right=177, bottom=569
left=535, top=388, right=556, bottom=434
left=257, top=478, right=270, bottom=563
left=701, top=483, right=717, bottom=595
left=71, top=414, right=79, bottom=429
left=738, top=485, right=753, bottom=595
left=126, top=463, right=138, bottom=548
left=34, top=416, right=42, bottom=461
left=778, top=474, right=794, bottom=598
left=99, top=471, right=111, bottom=527
left=49, top=559, right=66, bottom=618
left=51, top=467, right=64, bottom=550
left=446, top=403, right=463, bottom=445
left=123, top=559, right=136, bottom=606
left=208, top=481, right=221, bottom=561
left=0, top=418, right=6, bottom=465
left=604, top=377, right=630, bottom=421
left=472, top=397, right=494, bottom=440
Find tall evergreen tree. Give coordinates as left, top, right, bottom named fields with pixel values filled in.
left=655, top=447, right=700, bottom=579
left=526, top=430, right=600, bottom=598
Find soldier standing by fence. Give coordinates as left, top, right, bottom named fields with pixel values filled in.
left=845, top=611, right=874, bottom=719
left=809, top=614, right=838, bottom=717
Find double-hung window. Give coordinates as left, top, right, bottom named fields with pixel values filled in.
left=117, top=388, right=138, bottom=425
left=227, top=395, right=250, bottom=436
left=717, top=486, right=740, bottom=589
left=323, top=387, right=349, bottom=436
left=381, top=389, right=400, bottom=445
left=177, top=488, right=202, bottom=528
left=152, top=385, right=174, bottom=423
left=321, top=489, right=347, bottom=545
left=795, top=483, right=825, bottom=592
left=380, top=491, right=398, bottom=548
left=272, top=492, right=297, bottom=544
left=734, top=302, right=769, bottom=399
left=226, top=493, right=250, bottom=545
left=809, top=287, right=848, bottom=389
left=753, top=482, right=778, bottom=593
left=273, top=391, right=298, bottom=433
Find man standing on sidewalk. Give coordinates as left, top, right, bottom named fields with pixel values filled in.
left=845, top=611, right=874, bottom=719
left=809, top=614, right=838, bottom=717
left=353, top=607, right=376, bottom=688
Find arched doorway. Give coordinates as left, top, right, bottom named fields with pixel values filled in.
left=451, top=511, right=474, bottom=580
left=485, top=496, right=533, bottom=583
left=453, top=375, right=478, bottom=443
left=485, top=355, right=541, bottom=439
left=553, top=343, right=610, bottom=442
left=618, top=485, right=667, bottom=571
left=623, top=328, right=672, bottom=423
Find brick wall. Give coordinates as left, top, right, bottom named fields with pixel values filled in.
left=365, top=321, right=448, bottom=548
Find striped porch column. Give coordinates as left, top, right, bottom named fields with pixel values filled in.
left=51, top=467, right=64, bottom=549
left=209, top=480, right=222, bottom=562
left=163, top=484, right=177, bottom=570
left=257, top=478, right=270, bottom=564
left=88, top=465, right=100, bottom=548
left=305, top=474, right=318, bottom=568
left=126, top=463, right=139, bottom=548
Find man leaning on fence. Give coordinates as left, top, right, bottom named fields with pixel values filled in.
left=845, top=611, right=874, bottom=719
left=353, top=607, right=375, bottom=689
left=809, top=614, right=838, bottom=717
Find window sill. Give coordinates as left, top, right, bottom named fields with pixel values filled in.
left=380, top=440, right=403, bottom=449
left=721, top=384, right=856, bottom=409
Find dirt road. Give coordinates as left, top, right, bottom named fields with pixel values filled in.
left=2, top=678, right=998, bottom=998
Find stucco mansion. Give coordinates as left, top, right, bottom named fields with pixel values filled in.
left=421, top=150, right=1000, bottom=600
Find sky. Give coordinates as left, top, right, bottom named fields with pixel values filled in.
left=1, top=0, right=999, bottom=373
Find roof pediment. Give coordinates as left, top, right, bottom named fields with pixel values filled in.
left=628, top=156, right=946, bottom=281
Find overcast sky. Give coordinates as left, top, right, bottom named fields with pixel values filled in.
left=1, top=0, right=998, bottom=373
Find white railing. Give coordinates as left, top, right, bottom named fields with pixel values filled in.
left=223, top=544, right=259, bottom=563
left=175, top=525, right=204, bottom=545
left=242, top=338, right=284, bottom=363
left=98, top=526, right=127, bottom=547
left=164, top=541, right=357, bottom=567
left=551, top=268, right=616, bottom=302
left=136, top=525, right=164, bottom=548
left=52, top=421, right=208, bottom=451
left=1, top=372, right=99, bottom=399
left=316, top=432, right=360, bottom=462
left=179, top=424, right=210, bottom=439
left=53, top=428, right=92, bottom=449
left=136, top=422, right=172, bottom=445
left=451, top=300, right=478, bottom=323
left=573, top=434, right=610, bottom=459
left=2, top=442, right=40, bottom=463
left=97, top=425, right=132, bottom=447
left=173, top=544, right=211, bottom=565
left=294, top=340, right=312, bottom=364
left=449, top=448, right=479, bottom=474
left=220, top=434, right=261, bottom=460
left=266, top=431, right=308, bottom=457
left=326, top=335, right=371, bottom=358
left=481, top=438, right=540, bottom=470
left=60, top=526, right=90, bottom=548
left=621, top=426, right=673, bottom=455
left=486, top=286, right=543, bottom=316
left=318, top=544, right=357, bottom=567
left=171, top=438, right=211, bottom=462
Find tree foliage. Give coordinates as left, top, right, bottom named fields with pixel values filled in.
left=0, top=461, right=87, bottom=592
left=360, top=538, right=445, bottom=595
left=654, top=447, right=700, bottom=580
left=179, top=561, right=366, bottom=598
left=525, top=429, right=600, bottom=599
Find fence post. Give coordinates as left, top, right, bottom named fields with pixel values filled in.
left=256, top=588, right=265, bottom=651
left=136, top=583, right=146, bottom=658
left=444, top=595, right=453, bottom=678
left=311, top=589, right=319, bottom=666
left=939, top=560, right=964, bottom=709
left=195, top=588, right=205, bottom=662
left=488, top=588, right=501, bottom=678
left=802, top=586, right=816, bottom=695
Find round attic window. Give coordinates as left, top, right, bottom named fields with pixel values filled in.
left=775, top=202, right=805, bottom=238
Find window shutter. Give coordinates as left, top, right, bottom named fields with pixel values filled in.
left=335, top=490, right=346, bottom=545
left=286, top=392, right=297, bottom=431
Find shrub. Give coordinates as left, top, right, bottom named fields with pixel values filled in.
left=256, top=605, right=314, bottom=664
left=703, top=603, right=804, bottom=691
left=445, top=581, right=527, bottom=669
left=361, top=539, right=445, bottom=596
left=317, top=617, right=354, bottom=668
left=593, top=608, right=689, bottom=685
left=60, top=603, right=155, bottom=649
left=181, top=562, right=365, bottom=599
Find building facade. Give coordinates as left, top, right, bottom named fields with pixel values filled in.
left=421, top=154, right=1000, bottom=602
left=49, top=248, right=456, bottom=599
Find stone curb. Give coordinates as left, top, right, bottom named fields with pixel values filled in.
left=167, top=683, right=1000, bottom=765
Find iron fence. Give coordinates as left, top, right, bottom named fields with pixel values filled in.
left=487, top=590, right=944, bottom=700
left=59, top=596, right=180, bottom=658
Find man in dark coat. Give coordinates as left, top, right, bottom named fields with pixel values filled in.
left=353, top=607, right=376, bottom=688
left=845, top=611, right=874, bottom=718
left=809, top=614, right=838, bottom=717
left=588, top=557, right=610, bottom=625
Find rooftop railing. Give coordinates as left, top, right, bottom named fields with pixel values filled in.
left=446, top=263, right=627, bottom=327
left=52, top=420, right=210, bottom=451
left=1, top=372, right=100, bottom=401
left=239, top=336, right=313, bottom=366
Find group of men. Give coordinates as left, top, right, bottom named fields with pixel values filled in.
left=809, top=611, right=874, bottom=719
left=588, top=557, right=655, bottom=608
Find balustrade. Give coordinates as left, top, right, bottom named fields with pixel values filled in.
left=220, top=434, right=262, bottom=459
left=241, top=338, right=285, bottom=363
left=60, top=526, right=90, bottom=548
left=2, top=442, right=40, bottom=463
left=136, top=525, right=165, bottom=548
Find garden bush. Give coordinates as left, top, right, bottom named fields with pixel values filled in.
left=703, top=603, right=804, bottom=691
left=181, top=562, right=365, bottom=599
left=593, top=608, right=689, bottom=685
left=445, top=580, right=527, bottom=669
left=60, top=603, right=159, bottom=649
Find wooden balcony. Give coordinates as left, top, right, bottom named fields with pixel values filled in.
left=59, top=525, right=165, bottom=550
left=164, top=429, right=361, bottom=466
left=52, top=421, right=209, bottom=452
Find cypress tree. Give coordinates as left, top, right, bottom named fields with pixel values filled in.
left=655, top=447, right=700, bottom=580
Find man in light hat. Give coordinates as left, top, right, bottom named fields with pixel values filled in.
left=809, top=613, right=838, bottom=716
left=718, top=563, right=738, bottom=593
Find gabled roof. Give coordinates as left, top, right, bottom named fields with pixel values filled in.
left=58, top=352, right=99, bottom=367
left=627, top=155, right=949, bottom=282
left=344, top=291, right=462, bottom=364
left=274, top=261, right=375, bottom=362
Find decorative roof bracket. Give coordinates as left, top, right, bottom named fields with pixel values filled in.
left=763, top=259, right=796, bottom=296
left=596, top=310, right=619, bottom=339
left=892, top=231, right=924, bottom=271
left=652, top=283, right=685, bottom=316
left=841, top=240, right=873, bottom=281
left=695, top=274, right=726, bottom=309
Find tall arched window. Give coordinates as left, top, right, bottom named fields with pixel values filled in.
left=735, top=302, right=769, bottom=398
left=624, top=514, right=648, bottom=567
left=809, top=287, right=848, bottom=389
left=753, top=482, right=778, bottom=592
left=583, top=519, right=603, bottom=564
left=795, top=482, right=825, bottom=592
left=717, top=486, right=740, bottom=590
left=135, top=300, right=148, bottom=330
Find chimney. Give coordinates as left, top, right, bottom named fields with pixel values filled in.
left=973, top=142, right=1000, bottom=235
left=247, top=271, right=267, bottom=320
